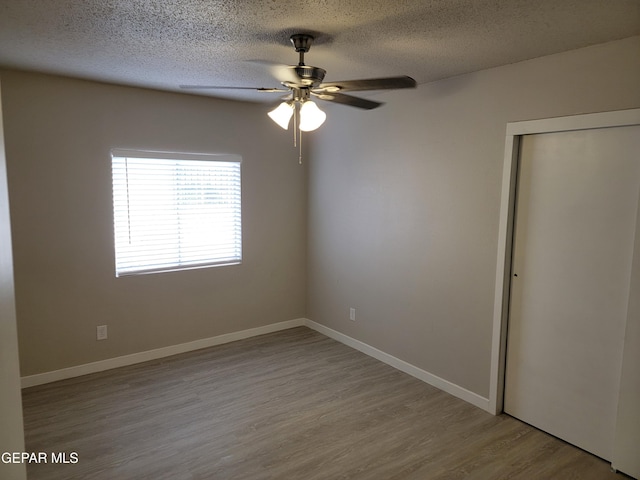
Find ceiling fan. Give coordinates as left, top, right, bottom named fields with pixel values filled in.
left=180, top=33, right=416, bottom=161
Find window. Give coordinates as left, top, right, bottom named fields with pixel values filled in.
left=111, top=149, right=241, bottom=276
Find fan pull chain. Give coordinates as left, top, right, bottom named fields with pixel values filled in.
left=293, top=105, right=297, bottom=148
left=292, top=102, right=302, bottom=164
left=299, top=129, right=303, bottom=164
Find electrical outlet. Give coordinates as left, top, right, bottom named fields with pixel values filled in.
left=96, top=325, right=108, bottom=340
left=349, top=307, right=356, bottom=321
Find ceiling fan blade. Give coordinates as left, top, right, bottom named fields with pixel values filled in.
left=179, top=85, right=288, bottom=92
left=246, top=60, right=302, bottom=85
left=317, top=76, right=416, bottom=92
left=270, top=65, right=303, bottom=85
left=312, top=92, right=383, bottom=110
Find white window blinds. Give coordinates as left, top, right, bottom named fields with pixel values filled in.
left=111, top=150, right=242, bottom=276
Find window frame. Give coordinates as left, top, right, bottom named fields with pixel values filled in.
left=110, top=148, right=242, bottom=277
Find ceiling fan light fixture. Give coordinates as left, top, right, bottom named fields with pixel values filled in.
left=268, top=101, right=294, bottom=129
left=298, top=100, right=326, bottom=132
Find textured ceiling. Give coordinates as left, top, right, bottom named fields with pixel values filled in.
left=0, top=0, right=638, bottom=103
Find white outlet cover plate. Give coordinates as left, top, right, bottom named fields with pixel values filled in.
left=97, top=325, right=108, bottom=340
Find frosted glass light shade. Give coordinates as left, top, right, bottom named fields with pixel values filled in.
left=299, top=101, right=326, bottom=132
left=268, top=102, right=294, bottom=129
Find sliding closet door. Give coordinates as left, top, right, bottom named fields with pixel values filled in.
left=504, top=125, right=640, bottom=460
left=612, top=190, right=640, bottom=478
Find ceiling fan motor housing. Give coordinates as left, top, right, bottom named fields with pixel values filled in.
left=290, top=65, right=326, bottom=87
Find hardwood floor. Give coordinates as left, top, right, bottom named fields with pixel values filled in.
left=22, top=327, right=628, bottom=479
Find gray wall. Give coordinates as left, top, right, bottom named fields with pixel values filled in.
left=0, top=79, right=27, bottom=480
left=307, top=36, right=640, bottom=399
left=1, top=71, right=307, bottom=376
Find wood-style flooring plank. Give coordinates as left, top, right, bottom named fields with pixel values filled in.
left=21, top=327, right=629, bottom=479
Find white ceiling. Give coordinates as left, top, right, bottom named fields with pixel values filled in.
left=0, top=0, right=638, bottom=104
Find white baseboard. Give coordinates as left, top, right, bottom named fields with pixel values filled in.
left=21, top=317, right=491, bottom=414
left=21, top=318, right=305, bottom=388
left=304, top=319, right=491, bottom=413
